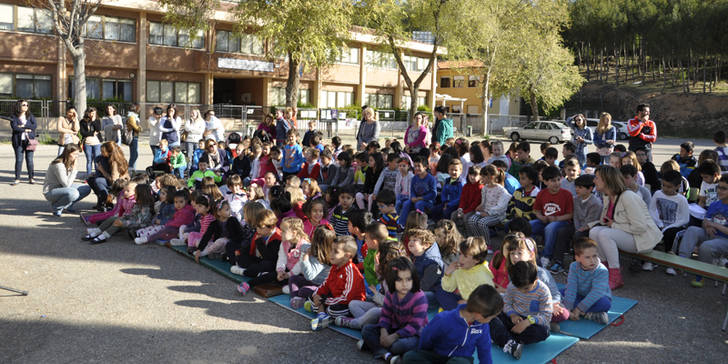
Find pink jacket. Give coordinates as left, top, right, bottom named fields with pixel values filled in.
left=276, top=238, right=307, bottom=272
left=165, top=204, right=195, bottom=228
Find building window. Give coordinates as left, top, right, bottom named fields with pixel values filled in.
left=0, top=4, right=13, bottom=30
left=15, top=74, right=51, bottom=99
left=468, top=75, right=478, bottom=88
left=102, top=79, right=133, bottom=101
left=319, top=90, right=353, bottom=109
left=0, top=73, right=12, bottom=97
left=334, top=46, right=360, bottom=65
left=68, top=78, right=101, bottom=100
left=146, top=81, right=201, bottom=104
left=149, top=22, right=204, bottom=49
left=402, top=95, right=426, bottom=109
left=439, top=77, right=451, bottom=88
left=270, top=87, right=309, bottom=106
left=215, top=30, right=263, bottom=55
left=16, top=6, right=52, bottom=34
left=403, top=55, right=428, bottom=71
left=365, top=50, right=397, bottom=69
left=453, top=76, right=465, bottom=88
left=83, top=15, right=136, bottom=42
left=366, top=93, right=393, bottom=109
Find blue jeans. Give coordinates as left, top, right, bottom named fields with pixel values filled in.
left=128, top=137, right=139, bottom=171
left=397, top=198, right=433, bottom=226
left=84, top=144, right=101, bottom=176
left=530, top=219, right=570, bottom=259
left=435, top=286, right=462, bottom=311
left=44, top=184, right=92, bottom=213
left=361, top=324, right=419, bottom=358
left=88, top=176, right=110, bottom=206
left=13, top=143, right=34, bottom=180
left=560, top=288, right=612, bottom=313
left=173, top=165, right=187, bottom=178
left=395, top=194, right=409, bottom=214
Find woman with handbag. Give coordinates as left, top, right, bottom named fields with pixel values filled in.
left=80, top=107, right=103, bottom=177
left=593, top=112, right=617, bottom=165
left=57, top=106, right=80, bottom=156
left=10, top=99, right=37, bottom=185
left=44, top=144, right=91, bottom=216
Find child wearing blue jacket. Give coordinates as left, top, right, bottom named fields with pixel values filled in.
left=398, top=157, right=437, bottom=226
left=282, top=130, right=304, bottom=179
left=433, top=159, right=463, bottom=221
left=401, top=285, right=503, bottom=364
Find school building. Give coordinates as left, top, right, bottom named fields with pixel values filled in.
left=0, top=0, right=441, bottom=119
left=436, top=60, right=520, bottom=117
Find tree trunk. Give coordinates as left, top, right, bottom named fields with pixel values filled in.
left=529, top=91, right=539, bottom=121
left=481, top=70, right=490, bottom=136
left=72, top=50, right=87, bottom=115
left=285, top=53, right=300, bottom=108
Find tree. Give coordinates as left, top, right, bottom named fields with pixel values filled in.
left=160, top=0, right=354, bottom=108
left=37, top=0, right=101, bottom=114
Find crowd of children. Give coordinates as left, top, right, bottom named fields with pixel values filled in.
left=76, top=123, right=728, bottom=363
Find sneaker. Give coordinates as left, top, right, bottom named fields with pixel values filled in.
left=548, top=262, right=565, bottom=274
left=134, top=236, right=148, bottom=245
left=584, top=312, right=609, bottom=325
left=230, top=265, right=245, bottom=276
left=237, top=282, right=250, bottom=295
left=303, top=300, right=314, bottom=313
left=53, top=209, right=63, bottom=217
left=388, top=354, right=401, bottom=364
left=335, top=316, right=354, bottom=328
left=539, top=256, right=550, bottom=268
left=11, top=180, right=19, bottom=186
left=503, top=339, right=523, bottom=360
left=665, top=267, right=677, bottom=276
left=281, top=285, right=290, bottom=294
left=311, top=312, right=332, bottom=331
left=290, top=297, right=305, bottom=309
left=356, top=339, right=365, bottom=351
left=642, top=262, right=655, bottom=271
left=691, top=278, right=704, bottom=288
left=169, top=238, right=186, bottom=246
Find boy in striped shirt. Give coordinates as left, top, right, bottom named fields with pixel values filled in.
left=563, top=238, right=612, bottom=324
left=376, top=190, right=400, bottom=238
left=489, top=261, right=552, bottom=359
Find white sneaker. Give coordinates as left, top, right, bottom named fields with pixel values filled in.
left=642, top=262, right=655, bottom=271
left=169, top=238, right=186, bottom=246
left=356, top=339, right=365, bottom=351
left=665, top=267, right=677, bottom=276
left=281, top=285, right=290, bottom=294
left=540, top=257, right=550, bottom=268
left=134, top=236, right=148, bottom=245
left=230, top=265, right=245, bottom=275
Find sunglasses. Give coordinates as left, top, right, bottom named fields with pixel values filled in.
left=21, top=104, right=28, bottom=107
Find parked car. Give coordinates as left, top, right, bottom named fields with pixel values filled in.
left=504, top=121, right=572, bottom=144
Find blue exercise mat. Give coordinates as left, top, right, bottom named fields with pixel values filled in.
left=269, top=294, right=579, bottom=364
left=169, top=245, right=250, bottom=283
left=555, top=284, right=638, bottom=339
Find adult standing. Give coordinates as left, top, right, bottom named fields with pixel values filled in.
left=79, top=107, right=103, bottom=177
left=43, top=144, right=91, bottom=216
left=204, top=109, right=225, bottom=142
left=404, top=111, right=429, bottom=154
left=101, top=104, right=123, bottom=145
left=10, top=99, right=37, bottom=185
left=627, top=103, right=657, bottom=162
left=275, top=108, right=292, bottom=147
left=148, top=106, right=163, bottom=155
left=126, top=103, right=141, bottom=172
left=87, top=141, right=129, bottom=211
left=183, top=108, right=206, bottom=160
left=356, top=106, right=380, bottom=151
left=588, top=165, right=661, bottom=290
left=432, top=106, right=453, bottom=146
left=570, top=113, right=593, bottom=167
left=57, top=106, right=80, bottom=156
left=593, top=112, right=617, bottom=164
left=159, top=104, right=182, bottom=148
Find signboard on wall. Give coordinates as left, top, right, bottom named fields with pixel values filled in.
left=218, top=58, right=275, bottom=72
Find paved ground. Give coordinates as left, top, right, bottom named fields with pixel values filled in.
left=1, top=138, right=727, bottom=364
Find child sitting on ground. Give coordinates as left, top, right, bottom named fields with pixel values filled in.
left=135, top=190, right=195, bottom=245
left=394, top=157, right=414, bottom=215
left=621, top=165, right=651, bottom=206
left=507, top=166, right=540, bottom=221
left=647, top=170, right=690, bottom=273
left=530, top=166, right=574, bottom=270
left=697, top=160, right=722, bottom=209
left=467, top=165, right=512, bottom=238
left=438, top=236, right=494, bottom=311
left=359, top=257, right=429, bottom=363
left=236, top=210, right=283, bottom=295
left=563, top=238, right=612, bottom=324
left=398, top=156, right=437, bottom=227
left=433, top=219, right=462, bottom=266
left=85, top=183, right=154, bottom=244
left=169, top=146, right=186, bottom=178
left=227, top=202, right=265, bottom=271
left=275, top=217, right=310, bottom=288
left=223, top=174, right=247, bottom=222
left=560, top=158, right=580, bottom=197
left=408, top=228, right=444, bottom=300
left=288, top=225, right=333, bottom=308
left=310, top=235, right=367, bottom=331
left=302, top=198, right=329, bottom=238
left=187, top=160, right=221, bottom=189
left=376, top=190, right=400, bottom=238
left=433, top=159, right=463, bottom=220
left=672, top=141, right=697, bottom=177
left=184, top=194, right=216, bottom=250
left=490, top=261, right=552, bottom=360
left=452, top=165, right=483, bottom=234
left=192, top=200, right=245, bottom=263
left=330, top=185, right=358, bottom=237
left=402, top=285, right=503, bottom=364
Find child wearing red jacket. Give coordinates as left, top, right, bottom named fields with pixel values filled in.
left=451, top=165, right=483, bottom=233
left=297, top=148, right=322, bottom=180
left=310, top=235, right=366, bottom=330
left=236, top=209, right=283, bottom=295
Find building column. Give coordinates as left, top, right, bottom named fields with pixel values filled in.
left=137, top=12, right=147, bottom=118
left=313, top=68, right=321, bottom=108
left=428, top=57, right=437, bottom=111
left=205, top=21, right=216, bottom=107
left=204, top=73, right=213, bottom=106
left=261, top=77, right=270, bottom=107
left=56, top=38, right=66, bottom=102
left=357, top=45, right=367, bottom=106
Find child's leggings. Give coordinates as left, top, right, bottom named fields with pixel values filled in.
left=348, top=300, right=381, bottom=328
left=238, top=255, right=277, bottom=288
left=489, top=312, right=549, bottom=346
left=311, top=301, right=350, bottom=317
left=288, top=274, right=318, bottom=300
left=467, top=212, right=505, bottom=237
left=200, top=238, right=229, bottom=257
left=146, top=226, right=179, bottom=242
left=362, top=324, right=419, bottom=358
left=87, top=209, right=116, bottom=225
left=97, top=216, right=124, bottom=236
left=136, top=225, right=164, bottom=239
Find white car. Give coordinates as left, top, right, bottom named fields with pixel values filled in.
left=504, top=121, right=572, bottom=144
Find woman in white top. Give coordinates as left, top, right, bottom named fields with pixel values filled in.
left=148, top=106, right=163, bottom=155
left=43, top=144, right=91, bottom=216
left=204, top=109, right=225, bottom=142
left=57, top=106, right=80, bottom=156
left=101, top=104, right=123, bottom=145
left=159, top=104, right=182, bottom=147
left=184, top=108, right=207, bottom=160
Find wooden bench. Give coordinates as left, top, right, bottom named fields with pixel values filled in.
left=620, top=249, right=728, bottom=331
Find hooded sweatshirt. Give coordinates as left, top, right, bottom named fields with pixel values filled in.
left=418, top=304, right=493, bottom=364
left=413, top=243, right=444, bottom=292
